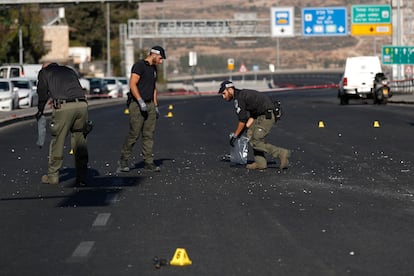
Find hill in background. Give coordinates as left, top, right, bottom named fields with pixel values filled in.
left=137, top=0, right=411, bottom=76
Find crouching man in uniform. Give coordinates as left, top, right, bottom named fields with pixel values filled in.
left=218, top=80, right=290, bottom=170
left=36, top=62, right=89, bottom=186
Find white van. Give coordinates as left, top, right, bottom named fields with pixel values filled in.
left=0, top=64, right=42, bottom=79
left=338, top=56, right=382, bottom=105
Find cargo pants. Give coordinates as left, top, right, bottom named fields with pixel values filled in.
left=48, top=101, right=89, bottom=183
left=120, top=100, right=157, bottom=166
left=246, top=113, right=287, bottom=168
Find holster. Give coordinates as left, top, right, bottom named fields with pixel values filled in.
left=72, top=120, right=93, bottom=138
left=273, top=100, right=282, bottom=120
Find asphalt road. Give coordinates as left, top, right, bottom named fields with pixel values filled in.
left=1, top=89, right=414, bottom=276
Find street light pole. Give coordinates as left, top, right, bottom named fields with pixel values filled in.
left=106, top=2, right=111, bottom=76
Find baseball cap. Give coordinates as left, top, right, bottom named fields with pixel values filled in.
left=218, top=80, right=235, bottom=94
left=150, top=45, right=166, bottom=59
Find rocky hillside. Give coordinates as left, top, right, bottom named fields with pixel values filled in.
left=138, top=0, right=399, bottom=75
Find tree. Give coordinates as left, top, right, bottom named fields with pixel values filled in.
left=66, top=2, right=138, bottom=75
left=0, top=5, right=46, bottom=64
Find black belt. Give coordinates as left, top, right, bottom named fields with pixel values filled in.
left=60, top=98, right=87, bottom=104
left=144, top=100, right=152, bottom=103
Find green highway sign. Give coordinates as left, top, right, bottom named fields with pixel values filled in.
left=382, top=46, right=414, bottom=65
left=352, top=5, right=391, bottom=24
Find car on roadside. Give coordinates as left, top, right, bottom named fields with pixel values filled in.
left=338, top=56, right=383, bottom=105
left=0, top=79, right=19, bottom=111
left=10, top=77, right=38, bottom=108
left=87, top=77, right=109, bottom=98
left=116, top=77, right=130, bottom=97
left=102, top=77, right=123, bottom=98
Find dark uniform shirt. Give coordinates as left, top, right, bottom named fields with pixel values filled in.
left=233, top=89, right=274, bottom=123
left=131, top=59, right=157, bottom=102
left=37, top=63, right=85, bottom=112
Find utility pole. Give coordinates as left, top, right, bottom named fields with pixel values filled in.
left=106, top=2, right=111, bottom=76
left=18, top=8, right=23, bottom=64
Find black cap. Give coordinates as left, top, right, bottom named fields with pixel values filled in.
left=218, top=80, right=234, bottom=94
left=150, top=45, right=166, bottom=59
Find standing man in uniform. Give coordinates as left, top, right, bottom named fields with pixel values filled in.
left=218, top=80, right=290, bottom=170
left=36, top=62, right=89, bottom=186
left=117, top=45, right=166, bottom=172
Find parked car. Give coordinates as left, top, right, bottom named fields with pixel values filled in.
left=116, top=77, right=130, bottom=98
left=0, top=79, right=19, bottom=111
left=0, top=64, right=42, bottom=79
left=102, top=77, right=123, bottom=98
left=87, top=77, right=109, bottom=98
left=10, top=77, right=38, bottom=108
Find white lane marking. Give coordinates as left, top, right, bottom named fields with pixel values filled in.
left=71, top=241, right=95, bottom=258
left=92, top=213, right=111, bottom=227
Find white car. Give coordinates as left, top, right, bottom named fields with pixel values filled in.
left=10, top=78, right=38, bottom=108
left=102, top=77, right=123, bottom=98
left=0, top=79, right=19, bottom=111
left=116, top=77, right=130, bottom=97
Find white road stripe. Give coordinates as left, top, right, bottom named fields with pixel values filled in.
left=92, top=213, right=111, bottom=227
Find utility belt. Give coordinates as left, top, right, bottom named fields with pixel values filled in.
left=53, top=98, right=87, bottom=109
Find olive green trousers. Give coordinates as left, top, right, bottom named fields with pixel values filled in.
left=48, top=101, right=89, bottom=183
left=120, top=101, right=157, bottom=166
left=246, top=113, right=287, bottom=167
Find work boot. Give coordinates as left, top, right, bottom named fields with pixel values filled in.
left=279, top=149, right=291, bottom=170
left=144, top=162, right=161, bottom=172
left=117, top=160, right=130, bottom=172
left=246, top=162, right=267, bottom=170
left=41, top=175, right=59, bottom=185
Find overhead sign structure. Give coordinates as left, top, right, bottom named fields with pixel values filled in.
left=351, top=5, right=392, bottom=36
left=0, top=0, right=158, bottom=3
left=302, top=7, right=347, bottom=36
left=271, top=7, right=295, bottom=37
left=382, top=46, right=414, bottom=65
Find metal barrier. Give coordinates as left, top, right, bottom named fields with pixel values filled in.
left=390, top=78, right=414, bottom=94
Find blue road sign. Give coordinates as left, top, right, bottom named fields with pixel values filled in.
left=302, top=7, right=347, bottom=36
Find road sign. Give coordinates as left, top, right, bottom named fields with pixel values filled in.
left=352, top=24, right=392, bottom=36
left=227, top=58, right=235, bottom=71
left=302, top=7, right=347, bottom=36
left=351, top=5, right=392, bottom=36
left=382, top=46, right=414, bottom=65
left=352, top=5, right=391, bottom=24
left=271, top=7, right=295, bottom=37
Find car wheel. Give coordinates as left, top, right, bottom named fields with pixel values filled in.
left=340, top=95, right=349, bottom=105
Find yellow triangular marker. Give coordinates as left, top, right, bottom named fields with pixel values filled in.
left=124, top=108, right=129, bottom=115
left=168, top=104, right=174, bottom=110
left=167, top=112, right=173, bottom=118
left=318, top=121, right=325, bottom=128
left=170, top=248, right=192, bottom=266
left=69, top=149, right=74, bottom=155
left=373, top=121, right=380, bottom=128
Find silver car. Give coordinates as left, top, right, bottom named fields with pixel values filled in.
left=10, top=78, right=38, bottom=108
left=0, top=79, right=19, bottom=111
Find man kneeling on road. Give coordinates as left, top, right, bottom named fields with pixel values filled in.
left=218, top=80, right=290, bottom=170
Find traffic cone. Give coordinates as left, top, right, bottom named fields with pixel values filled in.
left=167, top=111, right=173, bottom=118
left=168, top=104, right=174, bottom=110
left=124, top=108, right=129, bottom=115
left=169, top=248, right=192, bottom=266
left=318, top=121, right=325, bottom=128
left=373, top=121, right=380, bottom=128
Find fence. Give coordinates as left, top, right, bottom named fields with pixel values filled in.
left=390, top=78, right=414, bottom=94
